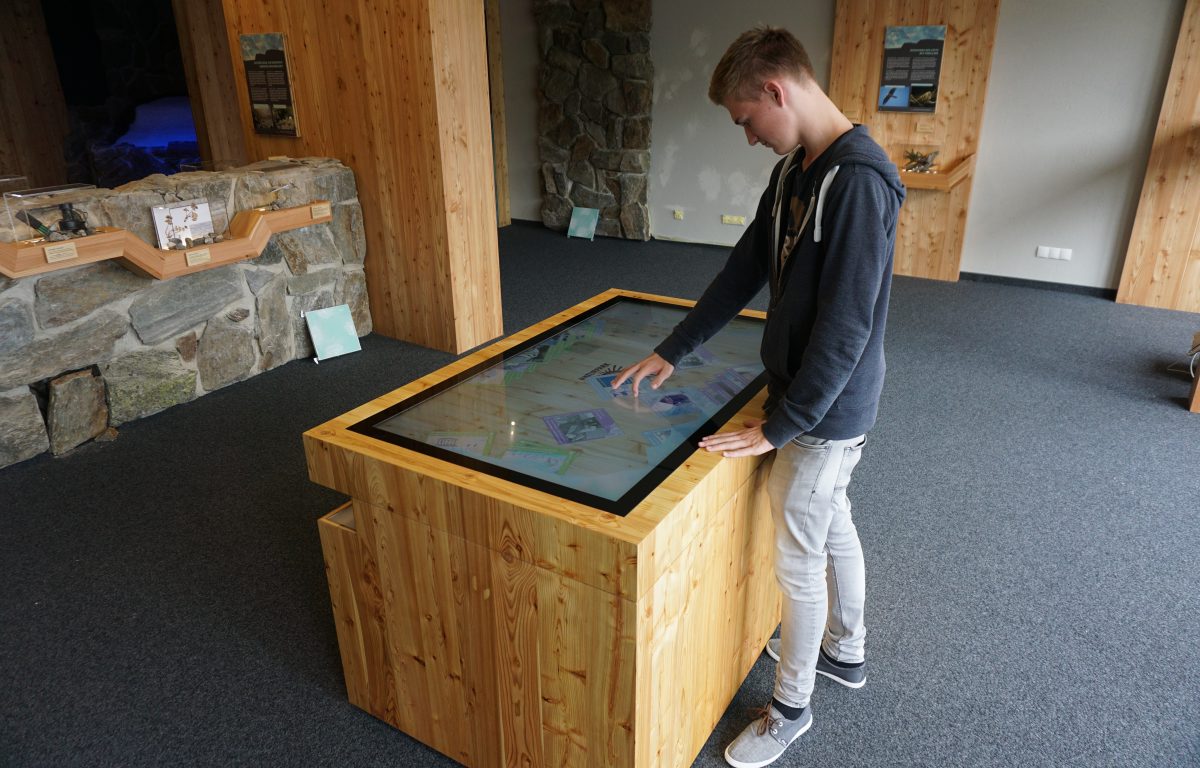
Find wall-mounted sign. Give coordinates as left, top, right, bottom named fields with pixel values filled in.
left=878, top=26, right=945, bottom=113
left=240, top=33, right=299, bottom=137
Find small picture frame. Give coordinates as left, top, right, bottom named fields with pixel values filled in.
left=151, top=198, right=215, bottom=250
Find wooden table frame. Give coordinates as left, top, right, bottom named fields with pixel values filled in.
left=305, top=289, right=780, bottom=768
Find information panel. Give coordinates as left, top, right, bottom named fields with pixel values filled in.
left=878, top=25, right=946, bottom=112
left=240, top=33, right=299, bottom=136
left=351, top=297, right=766, bottom=515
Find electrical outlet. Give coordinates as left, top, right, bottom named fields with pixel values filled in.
left=673, top=209, right=684, bottom=220
left=721, top=214, right=746, bottom=226
left=1036, top=245, right=1073, bottom=261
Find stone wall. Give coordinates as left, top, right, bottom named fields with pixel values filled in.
left=0, top=157, right=370, bottom=469
left=535, top=0, right=653, bottom=240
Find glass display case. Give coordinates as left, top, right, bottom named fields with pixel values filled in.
left=2, top=183, right=98, bottom=243
left=351, top=296, right=766, bottom=515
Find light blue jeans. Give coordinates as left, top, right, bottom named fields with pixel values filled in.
left=767, top=432, right=868, bottom=709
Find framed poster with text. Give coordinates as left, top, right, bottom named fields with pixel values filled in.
left=239, top=33, right=299, bottom=137
left=878, top=26, right=945, bottom=113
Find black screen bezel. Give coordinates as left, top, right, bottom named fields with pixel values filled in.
left=348, top=296, right=767, bottom=516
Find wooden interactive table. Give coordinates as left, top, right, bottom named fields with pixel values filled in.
left=304, top=289, right=781, bottom=767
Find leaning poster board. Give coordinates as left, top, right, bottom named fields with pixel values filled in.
left=304, top=304, right=361, bottom=362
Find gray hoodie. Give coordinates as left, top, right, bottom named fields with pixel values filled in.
left=656, top=125, right=906, bottom=445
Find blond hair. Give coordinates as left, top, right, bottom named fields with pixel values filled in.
left=709, top=26, right=815, bottom=104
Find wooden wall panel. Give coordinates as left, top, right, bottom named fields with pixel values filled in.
left=0, top=0, right=69, bottom=187
left=486, top=0, right=512, bottom=228
left=217, top=0, right=503, bottom=353
left=829, top=0, right=1000, bottom=281
left=172, top=0, right=247, bottom=170
left=1117, top=0, right=1200, bottom=312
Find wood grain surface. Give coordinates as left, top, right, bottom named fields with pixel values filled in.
left=172, top=0, right=248, bottom=170
left=1117, top=0, right=1200, bottom=312
left=0, top=0, right=69, bottom=187
left=310, top=290, right=780, bottom=767
left=217, top=0, right=503, bottom=353
left=485, top=0, right=511, bottom=227
left=0, top=202, right=331, bottom=279
left=829, top=0, right=1000, bottom=281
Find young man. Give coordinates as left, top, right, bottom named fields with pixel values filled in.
left=613, top=26, right=905, bottom=768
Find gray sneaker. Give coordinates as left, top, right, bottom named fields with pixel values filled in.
left=765, top=638, right=867, bottom=689
left=724, top=703, right=812, bottom=768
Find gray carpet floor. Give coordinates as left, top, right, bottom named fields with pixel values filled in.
left=2, top=221, right=1197, bottom=767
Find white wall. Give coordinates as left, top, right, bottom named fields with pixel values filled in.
left=647, top=0, right=835, bottom=246
left=962, top=0, right=1185, bottom=288
left=499, top=0, right=834, bottom=232
left=500, top=0, right=1187, bottom=289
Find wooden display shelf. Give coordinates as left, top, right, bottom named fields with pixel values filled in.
left=305, top=289, right=781, bottom=768
left=0, top=201, right=332, bottom=280
left=900, top=154, right=976, bottom=192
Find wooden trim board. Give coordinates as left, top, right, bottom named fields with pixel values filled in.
left=0, top=201, right=331, bottom=280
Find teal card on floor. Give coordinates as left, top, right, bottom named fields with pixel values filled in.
left=304, top=304, right=361, bottom=362
left=567, top=207, right=600, bottom=240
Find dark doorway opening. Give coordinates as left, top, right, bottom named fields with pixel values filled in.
left=42, top=0, right=200, bottom=188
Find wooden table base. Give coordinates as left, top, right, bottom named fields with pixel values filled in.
left=307, top=290, right=781, bottom=767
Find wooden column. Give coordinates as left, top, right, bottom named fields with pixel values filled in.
left=0, top=0, right=69, bottom=188
left=486, top=0, right=511, bottom=228
left=172, top=0, right=248, bottom=170
left=218, top=0, right=504, bottom=353
left=828, top=0, right=1000, bottom=282
left=1117, top=0, right=1200, bottom=313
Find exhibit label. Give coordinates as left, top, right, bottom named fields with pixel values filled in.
left=185, top=248, right=212, bottom=267
left=43, top=242, right=78, bottom=264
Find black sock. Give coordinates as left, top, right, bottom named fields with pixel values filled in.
left=772, top=698, right=806, bottom=721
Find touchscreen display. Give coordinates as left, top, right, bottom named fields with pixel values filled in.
left=351, top=297, right=766, bottom=515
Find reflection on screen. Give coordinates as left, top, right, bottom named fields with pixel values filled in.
left=366, top=299, right=765, bottom=507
